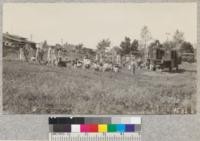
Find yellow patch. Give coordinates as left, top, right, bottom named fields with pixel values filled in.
left=98, top=124, right=107, bottom=132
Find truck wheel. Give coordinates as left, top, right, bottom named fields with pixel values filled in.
left=169, top=66, right=172, bottom=72
left=176, top=65, right=179, bottom=71
left=153, top=65, right=156, bottom=71
left=169, top=62, right=172, bottom=72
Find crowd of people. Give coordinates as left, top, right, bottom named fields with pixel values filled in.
left=19, top=42, right=142, bottom=75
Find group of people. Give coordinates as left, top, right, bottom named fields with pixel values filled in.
left=19, top=41, right=142, bottom=75
left=69, top=57, right=139, bottom=74
left=47, top=46, right=62, bottom=66
left=19, top=44, right=31, bottom=62
left=28, top=42, right=62, bottom=66
left=65, top=57, right=121, bottom=73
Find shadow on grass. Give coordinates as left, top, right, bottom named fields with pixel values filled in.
left=161, top=69, right=196, bottom=74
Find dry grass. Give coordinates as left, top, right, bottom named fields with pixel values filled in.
left=3, top=60, right=197, bottom=114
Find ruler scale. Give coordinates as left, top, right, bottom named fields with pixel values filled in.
left=49, top=117, right=141, bottom=141
left=49, top=133, right=141, bottom=141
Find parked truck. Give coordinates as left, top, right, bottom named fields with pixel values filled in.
left=147, top=47, right=182, bottom=72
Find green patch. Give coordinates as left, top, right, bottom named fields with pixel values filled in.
left=108, top=124, right=116, bottom=132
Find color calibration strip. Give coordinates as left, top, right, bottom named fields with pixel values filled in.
left=49, top=117, right=141, bottom=141
left=49, top=117, right=141, bottom=133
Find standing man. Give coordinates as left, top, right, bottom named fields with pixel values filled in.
left=47, top=46, right=52, bottom=65
left=36, top=47, right=40, bottom=64
left=36, top=43, right=43, bottom=64
left=116, top=54, right=121, bottom=66
left=51, top=48, right=57, bottom=66
left=19, top=46, right=24, bottom=61
left=131, top=58, right=136, bottom=74
left=36, top=42, right=45, bottom=64
left=57, top=49, right=62, bottom=62
left=23, top=44, right=29, bottom=62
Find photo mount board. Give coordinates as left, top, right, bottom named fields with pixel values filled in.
left=0, top=0, right=200, bottom=141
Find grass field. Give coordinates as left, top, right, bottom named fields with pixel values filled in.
left=3, top=60, right=197, bottom=114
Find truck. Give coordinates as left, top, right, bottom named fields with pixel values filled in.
left=147, top=47, right=182, bottom=72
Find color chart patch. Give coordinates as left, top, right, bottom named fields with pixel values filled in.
left=49, top=117, right=141, bottom=133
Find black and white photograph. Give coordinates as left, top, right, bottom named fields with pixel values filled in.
left=2, top=3, right=197, bottom=114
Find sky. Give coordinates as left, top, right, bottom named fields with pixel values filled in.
left=3, top=3, right=197, bottom=49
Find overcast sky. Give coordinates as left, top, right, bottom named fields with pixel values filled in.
left=3, top=3, right=197, bottom=49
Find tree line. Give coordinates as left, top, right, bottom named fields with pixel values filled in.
left=43, top=26, right=194, bottom=60
left=95, top=26, right=195, bottom=58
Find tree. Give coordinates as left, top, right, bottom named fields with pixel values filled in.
left=96, top=39, right=111, bottom=54
left=120, top=37, right=139, bottom=55
left=172, top=29, right=185, bottom=50
left=148, top=40, right=161, bottom=49
left=180, top=41, right=194, bottom=53
left=130, top=39, right=139, bottom=52
left=140, top=26, right=152, bottom=61
left=55, top=44, right=62, bottom=49
left=140, top=26, right=152, bottom=49
left=173, top=30, right=184, bottom=46
left=75, top=43, right=84, bottom=54
left=111, top=46, right=122, bottom=55
left=120, top=37, right=131, bottom=55
left=42, top=40, right=48, bottom=49
left=76, top=43, right=83, bottom=50
left=96, top=39, right=111, bottom=63
left=162, top=41, right=176, bottom=49
left=82, top=47, right=96, bottom=58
